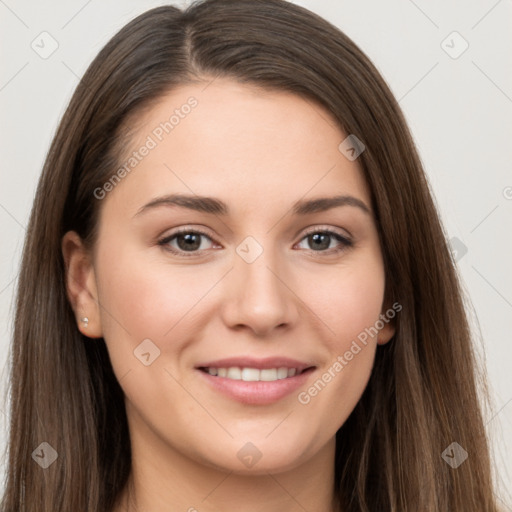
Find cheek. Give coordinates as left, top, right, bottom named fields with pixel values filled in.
left=305, top=257, right=386, bottom=350
left=296, top=264, right=384, bottom=425
left=94, top=240, right=212, bottom=365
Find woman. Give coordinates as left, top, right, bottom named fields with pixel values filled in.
left=0, top=0, right=500, bottom=510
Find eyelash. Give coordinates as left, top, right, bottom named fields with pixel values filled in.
left=157, top=226, right=353, bottom=258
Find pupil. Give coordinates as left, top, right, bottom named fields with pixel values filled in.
left=178, top=233, right=200, bottom=251
left=311, top=233, right=329, bottom=250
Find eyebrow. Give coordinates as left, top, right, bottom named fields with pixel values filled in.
left=134, top=193, right=371, bottom=217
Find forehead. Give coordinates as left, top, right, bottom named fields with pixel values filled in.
left=103, top=78, right=371, bottom=219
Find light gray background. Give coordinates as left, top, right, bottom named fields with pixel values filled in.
left=0, top=0, right=511, bottom=507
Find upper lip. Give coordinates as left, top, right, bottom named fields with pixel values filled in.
left=195, top=357, right=315, bottom=373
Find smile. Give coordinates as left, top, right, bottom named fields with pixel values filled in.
left=196, top=365, right=316, bottom=405
left=199, top=366, right=305, bottom=382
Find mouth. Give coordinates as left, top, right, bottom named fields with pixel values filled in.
left=194, top=357, right=316, bottom=405
left=197, top=366, right=312, bottom=382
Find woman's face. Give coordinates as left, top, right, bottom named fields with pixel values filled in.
left=69, top=78, right=394, bottom=474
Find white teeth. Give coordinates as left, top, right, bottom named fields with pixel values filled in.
left=260, top=368, right=277, bottom=381
left=277, top=367, right=288, bottom=379
left=203, top=366, right=302, bottom=382
left=226, top=367, right=242, bottom=380
left=241, top=368, right=260, bottom=381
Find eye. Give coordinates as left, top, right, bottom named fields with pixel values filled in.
left=157, top=226, right=353, bottom=257
left=295, top=228, right=353, bottom=255
left=158, top=228, right=217, bottom=257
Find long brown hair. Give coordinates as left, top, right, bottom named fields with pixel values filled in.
left=0, top=0, right=501, bottom=510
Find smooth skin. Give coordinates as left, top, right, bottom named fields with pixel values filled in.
left=63, top=78, right=395, bottom=512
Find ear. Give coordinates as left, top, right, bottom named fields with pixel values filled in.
left=377, top=319, right=395, bottom=345
left=61, top=231, right=103, bottom=338
left=376, top=300, right=398, bottom=346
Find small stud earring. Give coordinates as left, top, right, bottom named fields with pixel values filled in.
left=80, top=317, right=89, bottom=328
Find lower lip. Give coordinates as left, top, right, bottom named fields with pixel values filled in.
left=196, top=368, right=315, bottom=405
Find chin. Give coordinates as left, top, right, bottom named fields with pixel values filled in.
left=194, top=437, right=313, bottom=475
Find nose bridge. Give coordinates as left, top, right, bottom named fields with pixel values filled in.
left=236, top=234, right=286, bottom=305
left=223, top=234, right=297, bottom=334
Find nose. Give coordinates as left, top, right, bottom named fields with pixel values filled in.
left=221, top=246, right=300, bottom=337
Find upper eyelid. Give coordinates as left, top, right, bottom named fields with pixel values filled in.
left=159, top=225, right=352, bottom=245
left=301, top=225, right=351, bottom=239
